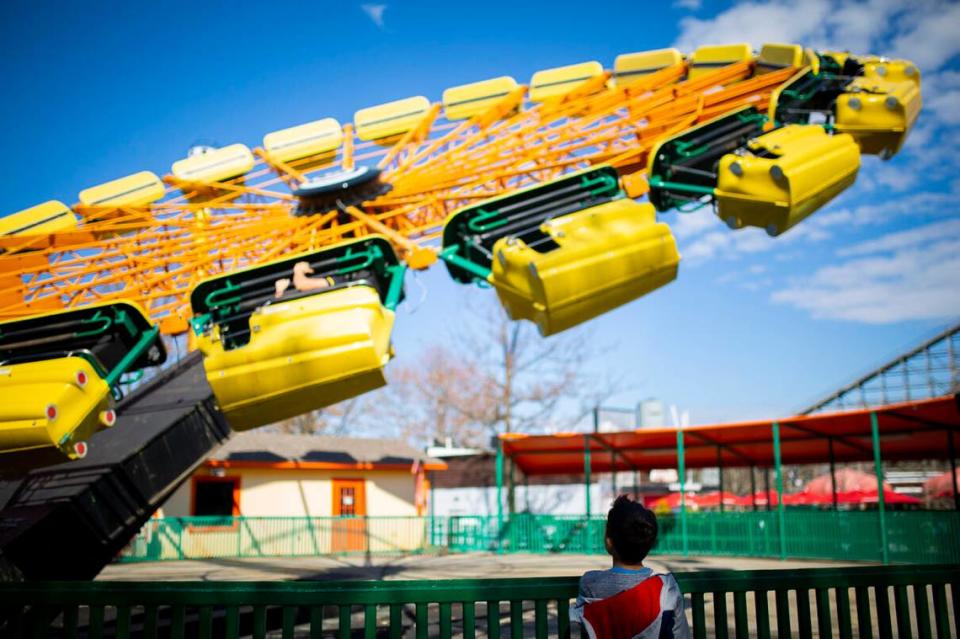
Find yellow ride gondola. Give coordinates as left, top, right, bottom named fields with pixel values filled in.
left=834, top=76, right=921, bottom=158
left=613, top=48, right=684, bottom=88
left=171, top=144, right=255, bottom=200
left=440, top=166, right=680, bottom=336
left=0, top=301, right=166, bottom=466
left=756, top=43, right=804, bottom=74
left=648, top=107, right=861, bottom=236
left=0, top=201, right=77, bottom=239
left=262, top=118, right=344, bottom=168
left=354, top=96, right=431, bottom=143
left=529, top=61, right=605, bottom=102
left=768, top=53, right=921, bottom=159
left=189, top=235, right=406, bottom=431
left=442, top=76, right=519, bottom=121
left=688, top=43, right=753, bottom=80
left=715, top=124, right=860, bottom=236
left=76, top=171, right=165, bottom=224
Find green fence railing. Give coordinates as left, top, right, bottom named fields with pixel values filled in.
left=119, top=511, right=960, bottom=565
left=4, top=565, right=958, bottom=638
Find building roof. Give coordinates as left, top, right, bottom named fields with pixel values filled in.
left=500, top=395, right=960, bottom=476
left=206, top=432, right=447, bottom=471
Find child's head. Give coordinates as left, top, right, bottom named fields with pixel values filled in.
left=605, top=495, right=658, bottom=565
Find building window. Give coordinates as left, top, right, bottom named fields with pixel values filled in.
left=191, top=476, right=240, bottom=517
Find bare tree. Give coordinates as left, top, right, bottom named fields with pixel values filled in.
left=266, top=399, right=361, bottom=435
left=359, top=297, right=624, bottom=448
left=346, top=296, right=625, bottom=512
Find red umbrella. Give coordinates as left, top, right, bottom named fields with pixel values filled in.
left=923, top=469, right=960, bottom=497
left=750, top=490, right=779, bottom=506
left=696, top=491, right=748, bottom=508
left=805, top=468, right=891, bottom=495
left=783, top=492, right=833, bottom=506
left=651, top=492, right=700, bottom=510
left=836, top=489, right=921, bottom=505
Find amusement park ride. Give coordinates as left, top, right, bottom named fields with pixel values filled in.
left=0, top=42, right=921, bottom=471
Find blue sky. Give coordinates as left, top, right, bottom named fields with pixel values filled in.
left=2, top=0, right=959, bottom=426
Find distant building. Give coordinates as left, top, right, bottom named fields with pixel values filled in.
left=427, top=445, right=673, bottom=516
left=161, top=432, right=446, bottom=520
left=638, top=399, right=665, bottom=428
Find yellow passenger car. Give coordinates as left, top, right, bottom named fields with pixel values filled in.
left=715, top=125, right=861, bottom=235
left=0, top=301, right=166, bottom=467
left=441, top=166, right=680, bottom=336
left=189, top=236, right=406, bottom=431
left=490, top=199, right=679, bottom=335
left=834, top=77, right=921, bottom=158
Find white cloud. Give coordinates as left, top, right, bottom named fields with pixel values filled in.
left=673, top=0, right=960, bottom=75
left=890, top=2, right=960, bottom=71
left=673, top=1, right=832, bottom=53
left=838, top=218, right=960, bottom=256
left=361, top=4, right=387, bottom=29
left=772, top=222, right=960, bottom=323
left=682, top=226, right=777, bottom=261
left=670, top=208, right=718, bottom=240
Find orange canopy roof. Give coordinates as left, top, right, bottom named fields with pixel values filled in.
left=499, top=395, right=960, bottom=476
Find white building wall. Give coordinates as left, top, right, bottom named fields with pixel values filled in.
left=433, top=483, right=607, bottom=517
left=160, top=468, right=418, bottom=518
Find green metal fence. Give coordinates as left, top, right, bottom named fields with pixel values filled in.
left=120, top=511, right=960, bottom=565
left=4, top=565, right=958, bottom=638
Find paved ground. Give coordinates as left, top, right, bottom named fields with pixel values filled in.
left=98, top=552, right=865, bottom=581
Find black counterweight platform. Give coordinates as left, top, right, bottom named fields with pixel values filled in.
left=0, top=353, right=231, bottom=581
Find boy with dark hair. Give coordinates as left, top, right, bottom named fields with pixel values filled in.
left=571, top=496, right=690, bottom=638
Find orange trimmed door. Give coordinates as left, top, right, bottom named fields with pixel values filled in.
left=331, top=479, right=367, bottom=552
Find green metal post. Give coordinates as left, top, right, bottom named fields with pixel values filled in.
left=677, top=430, right=688, bottom=557
left=429, top=472, right=436, bottom=547
left=750, top=467, right=756, bottom=511
left=772, top=422, right=786, bottom=560
left=870, top=412, right=889, bottom=565
left=508, top=458, right=515, bottom=516
left=764, top=468, right=771, bottom=511
left=584, top=435, right=592, bottom=518
left=717, top=447, right=725, bottom=513
left=828, top=438, right=838, bottom=511
left=496, top=439, right=504, bottom=555
left=948, top=430, right=959, bottom=511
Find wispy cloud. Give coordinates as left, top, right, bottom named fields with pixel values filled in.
left=772, top=220, right=960, bottom=323
left=672, top=0, right=960, bottom=73
left=673, top=0, right=702, bottom=10
left=361, top=4, right=387, bottom=29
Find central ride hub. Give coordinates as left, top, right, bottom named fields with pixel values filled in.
left=293, top=166, right=391, bottom=214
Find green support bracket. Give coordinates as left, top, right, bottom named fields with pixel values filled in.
left=105, top=326, right=160, bottom=387
left=870, top=411, right=889, bottom=565
left=438, top=246, right=494, bottom=282
left=773, top=422, right=786, bottom=561
left=677, top=429, right=688, bottom=557
left=335, top=246, right=380, bottom=275
left=647, top=177, right=717, bottom=196
left=581, top=172, right=620, bottom=197
left=190, top=313, right=212, bottom=336
left=466, top=208, right=508, bottom=234
left=384, top=264, right=407, bottom=311
left=76, top=312, right=113, bottom=338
